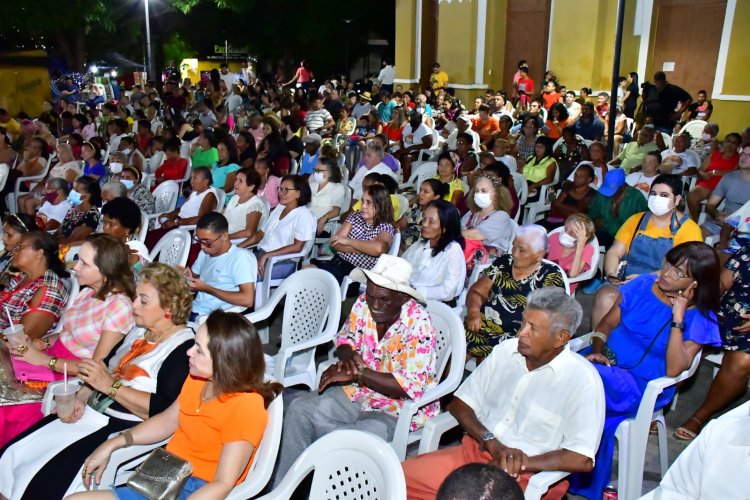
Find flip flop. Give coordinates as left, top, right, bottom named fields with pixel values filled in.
left=674, top=416, right=703, bottom=441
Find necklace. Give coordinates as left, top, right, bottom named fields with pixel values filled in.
left=196, top=382, right=215, bottom=413
left=144, top=324, right=181, bottom=344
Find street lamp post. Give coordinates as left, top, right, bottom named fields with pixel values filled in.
left=144, top=0, right=154, bottom=81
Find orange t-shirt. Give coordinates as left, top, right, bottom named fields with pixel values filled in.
left=166, top=375, right=268, bottom=483
left=471, top=116, right=500, bottom=142
left=542, top=92, right=562, bottom=110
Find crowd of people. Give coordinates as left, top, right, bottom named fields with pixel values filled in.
left=0, top=57, right=747, bottom=499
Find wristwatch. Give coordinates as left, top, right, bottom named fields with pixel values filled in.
left=480, top=430, right=496, bottom=442
left=671, top=321, right=686, bottom=330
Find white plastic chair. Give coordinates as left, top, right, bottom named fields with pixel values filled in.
left=177, top=157, right=193, bottom=192
left=257, top=430, right=407, bottom=500
left=546, top=227, right=600, bottom=285
left=415, top=128, right=440, bottom=167
left=6, top=156, right=51, bottom=215
left=136, top=211, right=149, bottom=243
left=147, top=180, right=179, bottom=229
left=146, top=150, right=165, bottom=174
left=247, top=268, right=341, bottom=388
left=339, top=232, right=402, bottom=301
left=148, top=229, right=191, bottom=267
left=255, top=239, right=315, bottom=310
left=570, top=333, right=703, bottom=500
left=511, top=171, right=529, bottom=205
left=52, top=385, right=284, bottom=498
left=61, top=274, right=80, bottom=315
left=394, top=194, right=410, bottom=221
left=398, top=161, right=437, bottom=192
left=290, top=158, right=299, bottom=175
left=677, top=120, right=707, bottom=146
left=418, top=412, right=569, bottom=500
left=0, top=163, right=9, bottom=193
left=522, top=166, right=559, bottom=224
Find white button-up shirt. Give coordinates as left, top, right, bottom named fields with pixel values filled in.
left=349, top=162, right=398, bottom=200
left=454, top=338, right=605, bottom=460
left=402, top=240, right=466, bottom=302
left=645, top=402, right=750, bottom=500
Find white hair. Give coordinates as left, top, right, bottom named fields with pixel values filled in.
left=515, top=224, right=549, bottom=253
left=526, top=288, right=583, bottom=334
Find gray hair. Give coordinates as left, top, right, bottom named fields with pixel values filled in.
left=515, top=224, right=549, bottom=253
left=102, top=181, right=127, bottom=198
left=46, top=177, right=70, bottom=195
left=706, top=123, right=720, bottom=136
left=526, top=288, right=583, bottom=335
left=366, top=142, right=385, bottom=160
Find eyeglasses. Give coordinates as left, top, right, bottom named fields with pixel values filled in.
left=277, top=187, right=299, bottom=194
left=13, top=243, right=33, bottom=252
left=192, top=234, right=223, bottom=247
left=662, top=261, right=688, bottom=280
left=313, top=169, right=327, bottom=174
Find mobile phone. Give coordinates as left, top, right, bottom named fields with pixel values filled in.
left=615, top=260, right=627, bottom=281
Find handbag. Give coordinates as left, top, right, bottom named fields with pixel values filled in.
left=126, top=448, right=193, bottom=500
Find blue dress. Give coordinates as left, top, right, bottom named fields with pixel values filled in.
left=720, top=246, right=750, bottom=352
left=569, top=274, right=721, bottom=498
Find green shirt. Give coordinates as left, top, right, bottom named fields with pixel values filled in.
left=191, top=147, right=219, bottom=168
left=616, top=142, right=660, bottom=173
left=587, top=185, right=648, bottom=238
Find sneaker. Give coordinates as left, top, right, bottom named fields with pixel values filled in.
left=581, top=278, right=605, bottom=295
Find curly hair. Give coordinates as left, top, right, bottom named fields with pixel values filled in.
left=140, top=263, right=193, bottom=326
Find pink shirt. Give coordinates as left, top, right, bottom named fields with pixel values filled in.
left=546, top=232, right=595, bottom=294
left=258, top=175, right=281, bottom=209
left=59, top=288, right=135, bottom=358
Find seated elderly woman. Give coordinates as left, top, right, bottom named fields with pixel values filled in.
left=101, top=180, right=128, bottom=204
left=223, top=167, right=269, bottom=248
left=402, top=200, right=466, bottom=304
left=0, top=234, right=135, bottom=445
left=0, top=214, right=40, bottom=289
left=568, top=242, right=721, bottom=498
left=461, top=174, right=514, bottom=265
left=465, top=224, right=566, bottom=361
left=309, top=156, right=347, bottom=235
left=120, top=165, right=155, bottom=218
left=101, top=197, right=151, bottom=270
left=546, top=213, right=597, bottom=294
left=18, top=142, right=80, bottom=216
left=0, top=263, right=195, bottom=499
left=34, top=177, right=72, bottom=232
left=307, top=184, right=395, bottom=284
left=56, top=176, right=102, bottom=248
left=146, top=167, right=218, bottom=248
left=255, top=175, right=316, bottom=280
left=65, top=311, right=282, bottom=499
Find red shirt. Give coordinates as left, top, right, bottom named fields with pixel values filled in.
left=697, top=150, right=739, bottom=190
left=542, top=92, right=562, bottom=110
left=155, top=157, right=187, bottom=183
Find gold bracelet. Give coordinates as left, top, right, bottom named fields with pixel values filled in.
left=109, top=379, right=123, bottom=399
left=48, top=357, right=58, bottom=372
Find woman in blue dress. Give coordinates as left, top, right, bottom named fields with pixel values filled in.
left=569, top=241, right=722, bottom=498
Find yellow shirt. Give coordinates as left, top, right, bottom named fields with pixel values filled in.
left=430, top=71, right=449, bottom=89
left=434, top=176, right=464, bottom=203
left=524, top=156, right=556, bottom=183
left=352, top=194, right=401, bottom=222
left=615, top=212, right=703, bottom=251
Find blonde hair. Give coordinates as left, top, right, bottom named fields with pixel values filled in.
left=467, top=175, right=512, bottom=214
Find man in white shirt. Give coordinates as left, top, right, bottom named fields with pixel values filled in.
left=403, top=288, right=605, bottom=499
left=394, top=112, right=434, bottom=180
left=182, top=212, right=256, bottom=321
left=219, top=62, right=239, bottom=96
left=659, top=133, right=701, bottom=176
left=564, top=91, right=582, bottom=122
left=643, top=402, right=750, bottom=500
left=377, top=60, right=396, bottom=93
left=350, top=142, right=397, bottom=200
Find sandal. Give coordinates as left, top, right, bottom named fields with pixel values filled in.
left=674, top=416, right=703, bottom=441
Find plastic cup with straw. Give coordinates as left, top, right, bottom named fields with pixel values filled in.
left=3, top=306, right=26, bottom=350
left=54, top=362, right=78, bottom=419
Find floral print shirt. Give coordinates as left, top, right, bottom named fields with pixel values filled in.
left=336, top=295, right=439, bottom=430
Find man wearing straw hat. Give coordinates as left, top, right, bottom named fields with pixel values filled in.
left=272, top=255, right=439, bottom=485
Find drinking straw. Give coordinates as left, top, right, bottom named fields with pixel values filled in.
left=5, top=307, right=13, bottom=328
left=64, top=363, right=68, bottom=390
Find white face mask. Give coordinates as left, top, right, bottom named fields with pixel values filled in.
left=701, top=133, right=712, bottom=142
left=121, top=148, right=132, bottom=156
left=648, top=195, right=673, bottom=216
left=559, top=232, right=577, bottom=248
left=312, top=172, right=325, bottom=184
left=109, top=162, right=123, bottom=174
left=474, top=192, right=493, bottom=209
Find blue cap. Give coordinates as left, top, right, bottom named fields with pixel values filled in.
left=599, top=168, right=625, bottom=197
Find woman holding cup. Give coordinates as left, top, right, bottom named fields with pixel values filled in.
left=0, top=213, right=40, bottom=290
left=0, top=234, right=135, bottom=445
left=0, top=231, right=69, bottom=343
left=0, top=263, right=195, bottom=499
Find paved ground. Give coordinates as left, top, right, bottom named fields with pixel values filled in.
left=264, top=290, right=750, bottom=498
